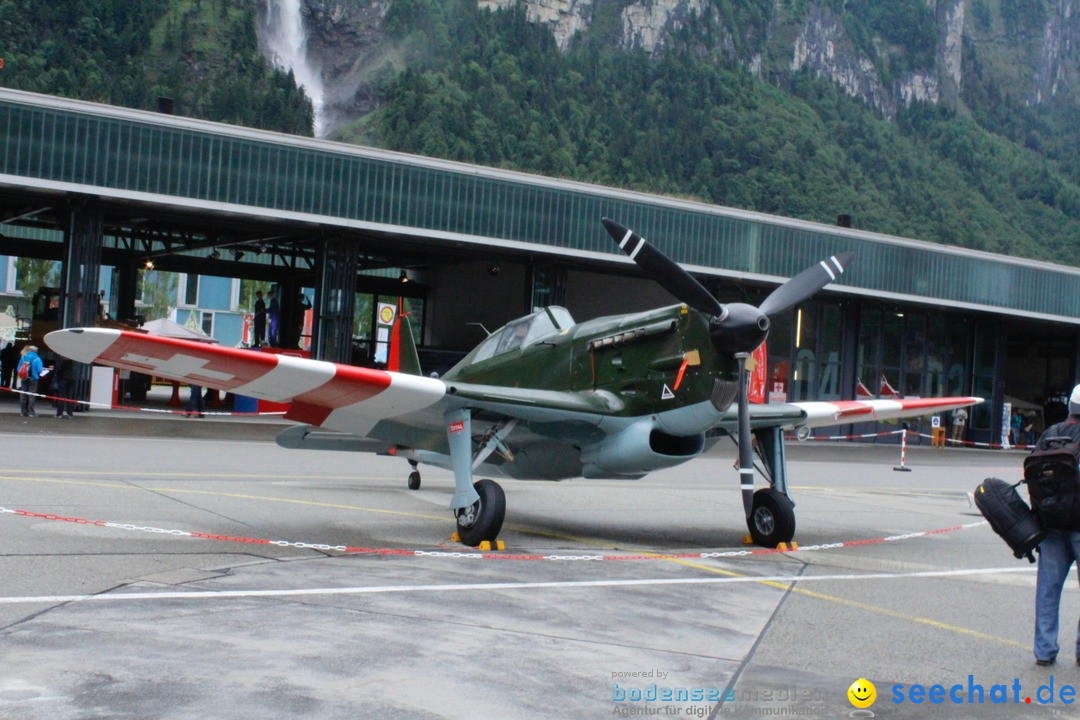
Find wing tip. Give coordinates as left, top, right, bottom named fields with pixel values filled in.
left=44, top=326, right=123, bottom=362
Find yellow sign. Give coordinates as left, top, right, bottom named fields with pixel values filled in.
left=379, top=306, right=396, bottom=324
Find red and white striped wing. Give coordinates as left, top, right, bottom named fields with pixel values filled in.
left=45, top=328, right=445, bottom=434
left=790, top=397, right=983, bottom=429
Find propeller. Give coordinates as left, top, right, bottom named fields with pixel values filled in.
left=601, top=218, right=854, bottom=518
left=601, top=218, right=722, bottom=317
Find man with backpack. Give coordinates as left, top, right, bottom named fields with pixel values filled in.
left=16, top=345, right=44, bottom=417
left=1030, top=384, right=1080, bottom=666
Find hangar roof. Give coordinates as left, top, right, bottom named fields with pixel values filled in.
left=2, top=87, right=1079, bottom=323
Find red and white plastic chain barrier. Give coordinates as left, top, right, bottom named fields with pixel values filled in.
left=0, top=385, right=285, bottom=417
left=794, top=429, right=904, bottom=442
left=798, top=428, right=1033, bottom=452
left=0, top=505, right=988, bottom=562
left=910, top=431, right=1031, bottom=451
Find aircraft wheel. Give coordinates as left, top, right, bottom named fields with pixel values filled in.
left=455, top=479, right=506, bottom=547
left=408, top=471, right=421, bottom=490
left=748, top=488, right=795, bottom=548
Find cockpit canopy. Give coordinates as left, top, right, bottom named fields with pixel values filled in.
left=472, top=307, right=575, bottom=363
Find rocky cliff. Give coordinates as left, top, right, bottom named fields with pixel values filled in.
left=265, top=0, right=1080, bottom=135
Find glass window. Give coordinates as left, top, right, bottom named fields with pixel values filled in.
left=926, top=315, right=946, bottom=396
left=546, top=306, right=575, bottom=330
left=973, top=323, right=996, bottom=376
left=791, top=304, right=818, bottom=401
left=495, top=317, right=531, bottom=354
left=473, top=333, right=502, bottom=363
left=523, top=312, right=556, bottom=346
left=399, top=296, right=425, bottom=346
left=904, top=313, right=926, bottom=373
left=767, top=304, right=792, bottom=403
left=819, top=304, right=842, bottom=400
left=471, top=310, right=569, bottom=364
left=354, top=293, right=374, bottom=341
left=857, top=307, right=881, bottom=395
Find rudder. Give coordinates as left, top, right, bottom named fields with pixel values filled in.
left=387, top=313, right=422, bottom=376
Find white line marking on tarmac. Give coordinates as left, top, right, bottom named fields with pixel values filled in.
left=0, top=566, right=1033, bottom=605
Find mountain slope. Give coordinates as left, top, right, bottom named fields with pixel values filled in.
left=1, top=0, right=1079, bottom=267
left=0, top=0, right=313, bottom=134
left=354, top=1, right=1080, bottom=263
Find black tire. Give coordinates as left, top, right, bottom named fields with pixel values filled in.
left=455, top=479, right=506, bottom=547
left=407, top=471, right=421, bottom=490
left=747, top=488, right=796, bottom=547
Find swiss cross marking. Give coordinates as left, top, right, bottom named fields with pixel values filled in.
left=121, top=352, right=236, bottom=382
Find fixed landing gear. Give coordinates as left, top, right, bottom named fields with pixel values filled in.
left=739, top=426, right=797, bottom=548
left=747, top=487, right=796, bottom=547
left=455, top=478, right=506, bottom=547
left=407, top=461, right=421, bottom=490
left=444, top=408, right=516, bottom=548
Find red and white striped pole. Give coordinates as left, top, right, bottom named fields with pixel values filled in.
left=894, top=428, right=912, bottom=472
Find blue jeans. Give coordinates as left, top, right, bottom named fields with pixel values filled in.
left=1035, top=530, right=1080, bottom=661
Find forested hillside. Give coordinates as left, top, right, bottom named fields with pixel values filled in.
left=0, top=0, right=312, bottom=134
left=362, top=2, right=1080, bottom=264
left=1, top=0, right=1079, bottom=267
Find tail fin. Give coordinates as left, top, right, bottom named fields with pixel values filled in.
left=388, top=314, right=422, bottom=376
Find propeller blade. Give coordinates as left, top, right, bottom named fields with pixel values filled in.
left=758, top=252, right=855, bottom=318
left=602, top=218, right=722, bottom=316
left=737, top=357, right=754, bottom=518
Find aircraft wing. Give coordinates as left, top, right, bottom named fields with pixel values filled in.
left=45, top=328, right=448, bottom=436
left=44, top=328, right=616, bottom=438
left=783, top=397, right=983, bottom=429
left=46, top=328, right=983, bottom=449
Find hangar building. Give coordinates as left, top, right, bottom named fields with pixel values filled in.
left=1, top=88, right=1078, bottom=445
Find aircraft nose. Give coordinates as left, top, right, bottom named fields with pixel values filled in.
left=709, top=303, right=769, bottom=356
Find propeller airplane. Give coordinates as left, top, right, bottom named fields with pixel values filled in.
left=46, top=219, right=982, bottom=548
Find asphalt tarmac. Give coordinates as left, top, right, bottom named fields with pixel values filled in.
left=0, top=395, right=1076, bottom=719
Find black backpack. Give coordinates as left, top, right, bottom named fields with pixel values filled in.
left=974, top=477, right=1046, bottom=562
left=1024, top=436, right=1080, bottom=530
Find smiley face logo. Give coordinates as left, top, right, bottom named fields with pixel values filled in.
left=848, top=678, right=876, bottom=708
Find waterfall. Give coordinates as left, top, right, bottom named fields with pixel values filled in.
left=263, top=0, right=326, bottom=137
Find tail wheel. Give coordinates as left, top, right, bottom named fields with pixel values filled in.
left=455, top=479, right=506, bottom=547
left=748, top=488, right=795, bottom=548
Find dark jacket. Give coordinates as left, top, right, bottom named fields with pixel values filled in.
left=53, top=356, right=74, bottom=384
left=1036, top=416, right=1080, bottom=450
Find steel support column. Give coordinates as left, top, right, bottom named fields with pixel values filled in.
left=313, top=237, right=357, bottom=364
left=115, top=256, right=141, bottom=324
left=278, top=277, right=302, bottom=351
left=60, top=204, right=104, bottom=403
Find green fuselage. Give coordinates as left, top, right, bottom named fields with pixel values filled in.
left=442, top=304, right=738, bottom=418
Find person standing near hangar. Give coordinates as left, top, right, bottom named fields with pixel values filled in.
left=16, top=345, right=43, bottom=417
left=1030, top=384, right=1080, bottom=667
left=253, top=290, right=266, bottom=346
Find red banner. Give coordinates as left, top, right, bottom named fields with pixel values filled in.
left=748, top=343, right=768, bottom=404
